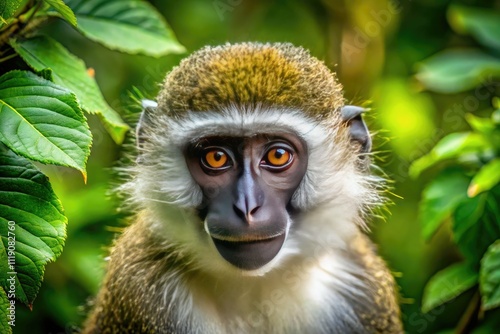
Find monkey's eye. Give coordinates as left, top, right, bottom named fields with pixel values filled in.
left=201, top=148, right=232, bottom=172
left=261, top=146, right=293, bottom=171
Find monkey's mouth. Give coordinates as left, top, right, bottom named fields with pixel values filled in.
left=211, top=233, right=286, bottom=271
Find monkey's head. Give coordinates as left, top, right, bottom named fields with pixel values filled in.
left=129, top=43, right=378, bottom=275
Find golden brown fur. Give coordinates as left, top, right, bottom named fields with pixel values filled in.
left=158, top=43, right=344, bottom=117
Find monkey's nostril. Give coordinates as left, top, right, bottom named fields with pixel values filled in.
left=233, top=204, right=245, bottom=220
left=249, top=206, right=260, bottom=216
left=245, top=205, right=261, bottom=224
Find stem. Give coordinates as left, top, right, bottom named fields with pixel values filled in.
left=0, top=53, right=17, bottom=63
left=0, top=24, right=20, bottom=52
left=18, top=0, right=43, bottom=31
left=0, top=0, right=36, bottom=49
left=20, top=16, right=49, bottom=38
left=0, top=18, right=18, bottom=34
left=18, top=0, right=39, bottom=25
left=456, top=291, right=481, bottom=334
left=0, top=0, right=49, bottom=50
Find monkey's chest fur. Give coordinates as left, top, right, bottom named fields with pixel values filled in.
left=84, top=217, right=402, bottom=334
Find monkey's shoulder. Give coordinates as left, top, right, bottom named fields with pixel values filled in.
left=350, top=234, right=403, bottom=333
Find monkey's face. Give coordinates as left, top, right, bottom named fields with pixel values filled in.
left=132, top=43, right=378, bottom=278
left=133, top=105, right=373, bottom=277
left=185, top=134, right=307, bottom=271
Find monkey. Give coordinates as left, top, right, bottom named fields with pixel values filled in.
left=82, top=42, right=403, bottom=334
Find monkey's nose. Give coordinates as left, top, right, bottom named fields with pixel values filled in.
left=233, top=201, right=261, bottom=223
left=233, top=171, right=264, bottom=223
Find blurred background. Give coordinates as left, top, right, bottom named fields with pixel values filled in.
left=15, top=0, right=499, bottom=333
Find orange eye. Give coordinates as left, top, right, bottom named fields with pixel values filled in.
left=265, top=148, right=291, bottom=167
left=204, top=150, right=229, bottom=169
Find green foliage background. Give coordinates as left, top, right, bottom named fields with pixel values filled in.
left=3, top=0, right=500, bottom=333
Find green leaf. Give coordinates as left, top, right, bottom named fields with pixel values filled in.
left=480, top=240, right=500, bottom=310
left=9, top=35, right=128, bottom=144
left=36, top=68, right=54, bottom=82
left=415, top=49, right=500, bottom=94
left=494, top=97, right=500, bottom=109
left=493, top=110, right=500, bottom=124
left=66, top=0, right=185, bottom=57
left=0, top=0, right=22, bottom=27
left=448, top=6, right=500, bottom=51
left=453, top=191, right=500, bottom=263
left=465, top=114, right=495, bottom=135
left=44, top=0, right=77, bottom=26
left=0, top=70, right=92, bottom=180
left=422, top=262, right=478, bottom=313
left=410, top=132, right=490, bottom=178
left=0, top=288, right=13, bottom=334
left=493, top=98, right=500, bottom=124
left=419, top=169, right=469, bottom=240
left=0, top=147, right=67, bottom=305
left=468, top=159, right=500, bottom=197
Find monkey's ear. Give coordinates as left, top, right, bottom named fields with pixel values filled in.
left=341, top=105, right=372, bottom=154
left=136, top=99, right=158, bottom=150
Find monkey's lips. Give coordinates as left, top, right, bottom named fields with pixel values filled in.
left=211, top=233, right=286, bottom=271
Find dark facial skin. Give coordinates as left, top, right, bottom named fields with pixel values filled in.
left=186, top=133, right=308, bottom=270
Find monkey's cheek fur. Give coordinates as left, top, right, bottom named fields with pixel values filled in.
left=211, top=233, right=286, bottom=270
